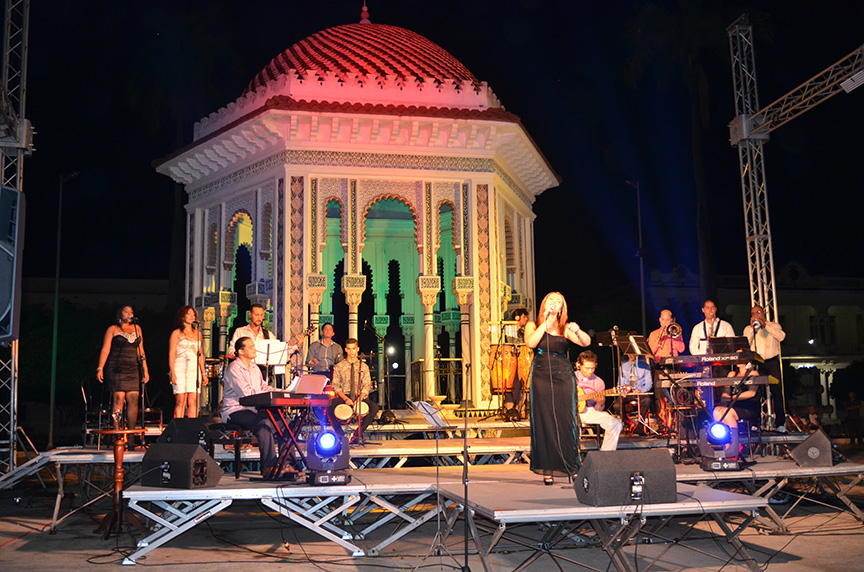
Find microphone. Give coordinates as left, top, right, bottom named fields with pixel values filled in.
left=192, top=320, right=200, bottom=330
left=129, top=317, right=140, bottom=325
left=752, top=321, right=761, bottom=333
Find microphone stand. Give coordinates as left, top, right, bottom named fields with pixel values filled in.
left=461, top=361, right=471, bottom=572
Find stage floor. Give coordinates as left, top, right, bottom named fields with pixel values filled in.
left=4, top=458, right=864, bottom=572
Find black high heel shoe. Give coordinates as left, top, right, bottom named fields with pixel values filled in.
left=544, top=476, right=554, bottom=486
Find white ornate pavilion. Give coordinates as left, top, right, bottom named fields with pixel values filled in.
left=155, top=11, right=558, bottom=406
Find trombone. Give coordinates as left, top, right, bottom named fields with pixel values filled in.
left=663, top=322, right=682, bottom=339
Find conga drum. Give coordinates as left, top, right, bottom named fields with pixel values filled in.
left=489, top=344, right=517, bottom=391
left=517, top=346, right=534, bottom=391
left=334, top=401, right=370, bottom=422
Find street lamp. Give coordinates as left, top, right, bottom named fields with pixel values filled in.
left=48, top=171, right=78, bottom=449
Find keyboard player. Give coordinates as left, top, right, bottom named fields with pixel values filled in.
left=712, top=359, right=762, bottom=432
left=222, top=336, right=295, bottom=479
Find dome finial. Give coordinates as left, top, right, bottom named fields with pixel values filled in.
left=360, top=2, right=371, bottom=24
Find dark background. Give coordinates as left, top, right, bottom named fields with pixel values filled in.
left=12, top=1, right=864, bottom=443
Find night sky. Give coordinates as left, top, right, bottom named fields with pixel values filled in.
left=20, top=1, right=864, bottom=316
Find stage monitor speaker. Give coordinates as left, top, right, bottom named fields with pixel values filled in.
left=0, top=186, right=25, bottom=343
left=157, top=418, right=210, bottom=447
left=791, top=428, right=833, bottom=467
left=142, top=443, right=224, bottom=489
left=574, top=449, right=677, bottom=506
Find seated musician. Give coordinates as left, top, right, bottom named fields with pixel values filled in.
left=222, top=336, right=296, bottom=479
left=615, top=354, right=652, bottom=432
left=328, top=338, right=379, bottom=442
left=575, top=351, right=622, bottom=451
left=305, top=322, right=343, bottom=376
left=712, top=360, right=761, bottom=432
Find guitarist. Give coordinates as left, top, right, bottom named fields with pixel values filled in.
left=575, top=351, right=622, bottom=451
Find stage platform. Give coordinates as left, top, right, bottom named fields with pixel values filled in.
left=120, top=464, right=768, bottom=571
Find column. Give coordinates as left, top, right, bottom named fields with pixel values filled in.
left=401, top=316, right=415, bottom=402
left=341, top=274, right=366, bottom=340
left=417, top=275, right=441, bottom=399
left=373, top=315, right=390, bottom=406
left=306, top=274, right=327, bottom=343
left=453, top=276, right=474, bottom=405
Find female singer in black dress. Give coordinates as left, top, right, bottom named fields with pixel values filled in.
left=97, top=305, right=150, bottom=429
left=524, top=292, right=591, bottom=485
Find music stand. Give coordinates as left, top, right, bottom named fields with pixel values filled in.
left=708, top=336, right=749, bottom=354
left=617, top=334, right=656, bottom=435
left=255, top=340, right=290, bottom=387
left=411, top=401, right=459, bottom=570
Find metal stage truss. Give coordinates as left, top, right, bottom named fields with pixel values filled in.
left=436, top=466, right=767, bottom=572
left=122, top=468, right=444, bottom=564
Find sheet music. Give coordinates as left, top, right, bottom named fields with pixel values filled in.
left=411, top=401, right=455, bottom=429
left=254, top=339, right=290, bottom=366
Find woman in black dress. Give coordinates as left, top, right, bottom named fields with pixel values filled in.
left=524, top=292, right=591, bottom=485
left=97, top=305, right=150, bottom=429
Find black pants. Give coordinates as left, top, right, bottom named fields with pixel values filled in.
left=762, top=356, right=784, bottom=427
left=227, top=409, right=286, bottom=472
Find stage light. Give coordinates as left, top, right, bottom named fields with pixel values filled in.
left=808, top=339, right=815, bottom=345
left=387, top=346, right=395, bottom=355
left=392, top=362, right=399, bottom=370
left=707, top=422, right=732, bottom=445
left=314, top=430, right=340, bottom=456
left=699, top=422, right=741, bottom=471
left=306, top=430, right=351, bottom=485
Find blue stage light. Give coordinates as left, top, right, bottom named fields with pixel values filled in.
left=707, top=422, right=732, bottom=445
left=315, top=430, right=341, bottom=456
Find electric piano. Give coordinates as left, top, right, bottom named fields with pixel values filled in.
left=657, top=374, right=777, bottom=389
left=657, top=351, right=754, bottom=368
left=239, top=391, right=330, bottom=409
left=238, top=391, right=331, bottom=478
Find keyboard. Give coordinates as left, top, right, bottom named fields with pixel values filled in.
left=239, top=391, right=330, bottom=408
left=658, top=375, right=776, bottom=389
left=658, top=351, right=754, bottom=367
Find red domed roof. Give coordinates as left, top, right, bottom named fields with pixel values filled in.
left=244, top=23, right=481, bottom=95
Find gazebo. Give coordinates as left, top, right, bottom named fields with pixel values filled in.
left=155, top=12, right=558, bottom=407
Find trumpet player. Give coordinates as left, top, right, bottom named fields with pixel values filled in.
left=648, top=309, right=685, bottom=358
left=743, top=304, right=787, bottom=430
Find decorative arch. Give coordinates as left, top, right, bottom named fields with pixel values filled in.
left=361, top=194, right=421, bottom=251
left=321, top=197, right=345, bottom=251
left=437, top=199, right=459, bottom=251
left=224, top=210, right=253, bottom=269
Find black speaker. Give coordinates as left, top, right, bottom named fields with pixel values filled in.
left=157, top=418, right=211, bottom=447
left=574, top=449, right=677, bottom=506
left=0, top=186, right=25, bottom=343
left=791, top=429, right=833, bottom=467
left=142, top=443, right=224, bottom=488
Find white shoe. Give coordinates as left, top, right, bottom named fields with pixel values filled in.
left=776, top=425, right=787, bottom=433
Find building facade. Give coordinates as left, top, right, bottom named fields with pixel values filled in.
left=155, top=17, right=558, bottom=405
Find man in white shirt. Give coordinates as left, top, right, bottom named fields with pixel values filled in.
left=689, top=300, right=735, bottom=355
left=227, top=304, right=273, bottom=358
left=743, top=304, right=787, bottom=429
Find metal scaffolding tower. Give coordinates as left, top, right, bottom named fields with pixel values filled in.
left=0, top=0, right=31, bottom=473
left=727, top=15, right=864, bottom=321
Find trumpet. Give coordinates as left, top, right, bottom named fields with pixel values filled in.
left=664, top=322, right=682, bottom=339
